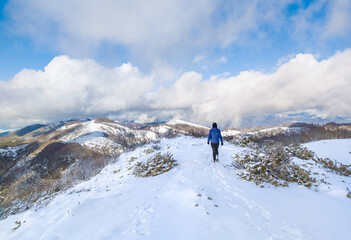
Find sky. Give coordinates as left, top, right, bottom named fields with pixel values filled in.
left=0, top=0, right=351, bottom=130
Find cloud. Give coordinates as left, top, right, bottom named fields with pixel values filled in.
left=134, top=114, right=156, bottom=124
left=1, top=50, right=351, bottom=130
left=193, top=55, right=205, bottom=65
left=324, top=0, right=351, bottom=37
left=0, top=56, right=154, bottom=128
left=192, top=54, right=228, bottom=70
left=5, top=0, right=289, bottom=66
left=217, top=56, right=228, bottom=64
left=147, top=49, right=351, bottom=126
left=290, top=0, right=351, bottom=41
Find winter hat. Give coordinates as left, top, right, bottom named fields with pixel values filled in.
left=212, top=122, right=217, bottom=128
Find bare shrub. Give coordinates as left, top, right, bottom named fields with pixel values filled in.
left=114, top=129, right=149, bottom=150
left=152, top=144, right=161, bottom=150
left=166, top=123, right=207, bottom=138
left=162, top=129, right=179, bottom=139
left=287, top=144, right=315, bottom=160
left=227, top=135, right=259, bottom=148
left=233, top=139, right=351, bottom=188
left=133, top=152, right=178, bottom=177
left=188, top=128, right=207, bottom=138
left=143, top=148, right=155, bottom=154
left=314, top=157, right=351, bottom=176
left=233, top=142, right=316, bottom=187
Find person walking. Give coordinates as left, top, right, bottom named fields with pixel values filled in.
left=207, top=122, right=223, bottom=163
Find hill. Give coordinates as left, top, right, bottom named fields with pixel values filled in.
left=0, top=135, right=350, bottom=239
left=0, top=118, right=350, bottom=239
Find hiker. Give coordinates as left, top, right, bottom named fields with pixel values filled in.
left=207, top=122, right=223, bottom=162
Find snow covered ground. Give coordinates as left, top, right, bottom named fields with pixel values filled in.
left=59, top=121, right=157, bottom=143
left=304, top=139, right=351, bottom=165
left=0, top=137, right=350, bottom=240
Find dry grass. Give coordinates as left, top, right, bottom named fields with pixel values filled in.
left=94, top=118, right=116, bottom=124
left=0, top=136, right=24, bottom=148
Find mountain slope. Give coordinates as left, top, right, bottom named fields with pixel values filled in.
left=0, top=118, right=158, bottom=219
left=0, top=136, right=350, bottom=240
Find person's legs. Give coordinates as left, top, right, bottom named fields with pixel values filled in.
left=215, top=143, right=219, bottom=160
left=211, top=143, right=219, bottom=162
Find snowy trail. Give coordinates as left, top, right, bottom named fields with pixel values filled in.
left=1, top=136, right=351, bottom=240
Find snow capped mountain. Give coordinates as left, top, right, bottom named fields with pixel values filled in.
left=0, top=118, right=350, bottom=239
left=166, top=119, right=210, bottom=129
left=59, top=119, right=157, bottom=155
left=0, top=118, right=160, bottom=220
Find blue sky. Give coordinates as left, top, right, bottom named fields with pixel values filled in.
left=0, top=1, right=53, bottom=80
left=1, top=0, right=350, bottom=80
left=0, top=0, right=351, bottom=129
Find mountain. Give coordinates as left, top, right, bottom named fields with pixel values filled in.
left=239, top=110, right=351, bottom=129
left=223, top=122, right=351, bottom=145
left=0, top=118, right=350, bottom=239
left=0, top=118, right=159, bottom=220
left=0, top=135, right=350, bottom=239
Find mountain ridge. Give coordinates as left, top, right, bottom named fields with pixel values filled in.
left=1, top=117, right=351, bottom=226
left=0, top=136, right=350, bottom=239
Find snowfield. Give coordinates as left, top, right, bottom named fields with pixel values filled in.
left=59, top=121, right=157, bottom=143
left=0, top=136, right=350, bottom=240
left=304, top=139, right=351, bottom=165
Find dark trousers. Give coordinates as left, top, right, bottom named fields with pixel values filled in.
left=211, top=143, right=219, bottom=161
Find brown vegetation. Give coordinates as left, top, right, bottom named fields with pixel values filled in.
left=0, top=141, right=108, bottom=219
left=233, top=140, right=351, bottom=187
left=165, top=123, right=208, bottom=138
left=233, top=142, right=317, bottom=187
left=133, top=152, right=178, bottom=177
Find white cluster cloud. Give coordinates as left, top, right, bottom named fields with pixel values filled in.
left=0, top=56, right=154, bottom=129
left=149, top=50, right=351, bottom=126
left=1, top=50, right=351, bottom=130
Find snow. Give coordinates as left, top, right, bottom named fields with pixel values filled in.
left=222, top=129, right=241, bottom=137
left=304, top=139, right=351, bottom=165
left=149, top=125, right=172, bottom=134
left=0, top=144, right=27, bottom=158
left=59, top=121, right=123, bottom=142
left=167, top=119, right=209, bottom=129
left=1, top=137, right=351, bottom=240
left=71, top=131, right=122, bottom=155
left=245, top=126, right=289, bottom=135
left=60, top=121, right=157, bottom=143
left=58, top=121, right=157, bottom=155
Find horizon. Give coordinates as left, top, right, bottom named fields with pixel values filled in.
left=1, top=116, right=351, bottom=134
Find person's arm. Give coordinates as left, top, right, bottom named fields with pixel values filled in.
left=219, top=130, right=223, bottom=145
left=207, top=130, right=211, bottom=144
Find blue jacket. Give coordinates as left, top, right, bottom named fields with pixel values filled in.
left=207, top=128, right=223, bottom=144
